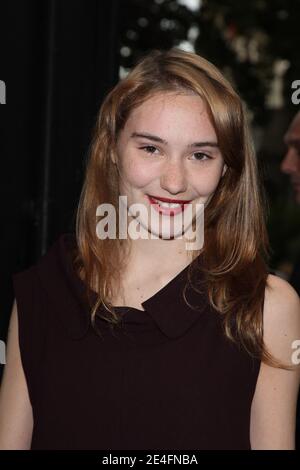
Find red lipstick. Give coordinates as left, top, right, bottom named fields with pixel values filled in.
left=146, top=195, right=192, bottom=217
left=147, top=194, right=192, bottom=203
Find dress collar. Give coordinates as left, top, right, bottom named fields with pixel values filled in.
left=35, top=233, right=211, bottom=340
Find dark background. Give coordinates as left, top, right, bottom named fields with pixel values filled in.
left=1, top=0, right=300, bottom=448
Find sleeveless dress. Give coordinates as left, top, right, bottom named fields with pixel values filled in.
left=12, top=233, right=261, bottom=450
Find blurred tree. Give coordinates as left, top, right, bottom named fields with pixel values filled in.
left=118, top=0, right=195, bottom=71
left=119, top=0, right=300, bottom=124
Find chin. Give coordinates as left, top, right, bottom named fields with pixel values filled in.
left=143, top=220, right=193, bottom=240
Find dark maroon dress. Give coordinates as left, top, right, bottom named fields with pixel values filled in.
left=12, top=233, right=261, bottom=450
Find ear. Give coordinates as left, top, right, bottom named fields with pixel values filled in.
left=222, top=163, right=227, bottom=177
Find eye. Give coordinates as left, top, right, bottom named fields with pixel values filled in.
left=139, top=145, right=159, bottom=155
left=191, top=152, right=212, bottom=161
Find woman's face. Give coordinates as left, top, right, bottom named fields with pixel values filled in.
left=114, top=91, right=226, bottom=240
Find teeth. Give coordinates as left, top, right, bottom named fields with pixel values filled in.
left=161, top=202, right=181, bottom=208
left=152, top=198, right=182, bottom=208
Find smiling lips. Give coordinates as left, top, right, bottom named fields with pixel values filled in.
left=148, top=194, right=192, bottom=203
left=147, top=194, right=192, bottom=216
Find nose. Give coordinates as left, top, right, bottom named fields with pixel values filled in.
left=280, top=148, right=300, bottom=175
left=160, top=159, right=187, bottom=195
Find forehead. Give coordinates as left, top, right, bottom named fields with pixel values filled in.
left=124, top=92, right=216, bottom=137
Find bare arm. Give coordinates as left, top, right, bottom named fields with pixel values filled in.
left=250, top=275, right=300, bottom=449
left=0, top=299, right=33, bottom=449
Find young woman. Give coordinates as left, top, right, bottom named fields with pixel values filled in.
left=1, top=48, right=300, bottom=450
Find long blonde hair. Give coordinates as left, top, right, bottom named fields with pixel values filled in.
left=74, top=48, right=289, bottom=369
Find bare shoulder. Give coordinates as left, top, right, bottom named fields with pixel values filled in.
left=249, top=275, right=300, bottom=449
left=265, top=273, right=300, bottom=310
left=263, top=274, right=300, bottom=365
left=0, top=299, right=33, bottom=449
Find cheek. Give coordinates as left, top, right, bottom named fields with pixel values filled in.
left=121, top=156, right=157, bottom=188
left=192, top=165, right=223, bottom=195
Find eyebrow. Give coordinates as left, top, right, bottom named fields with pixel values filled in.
left=130, top=132, right=219, bottom=148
